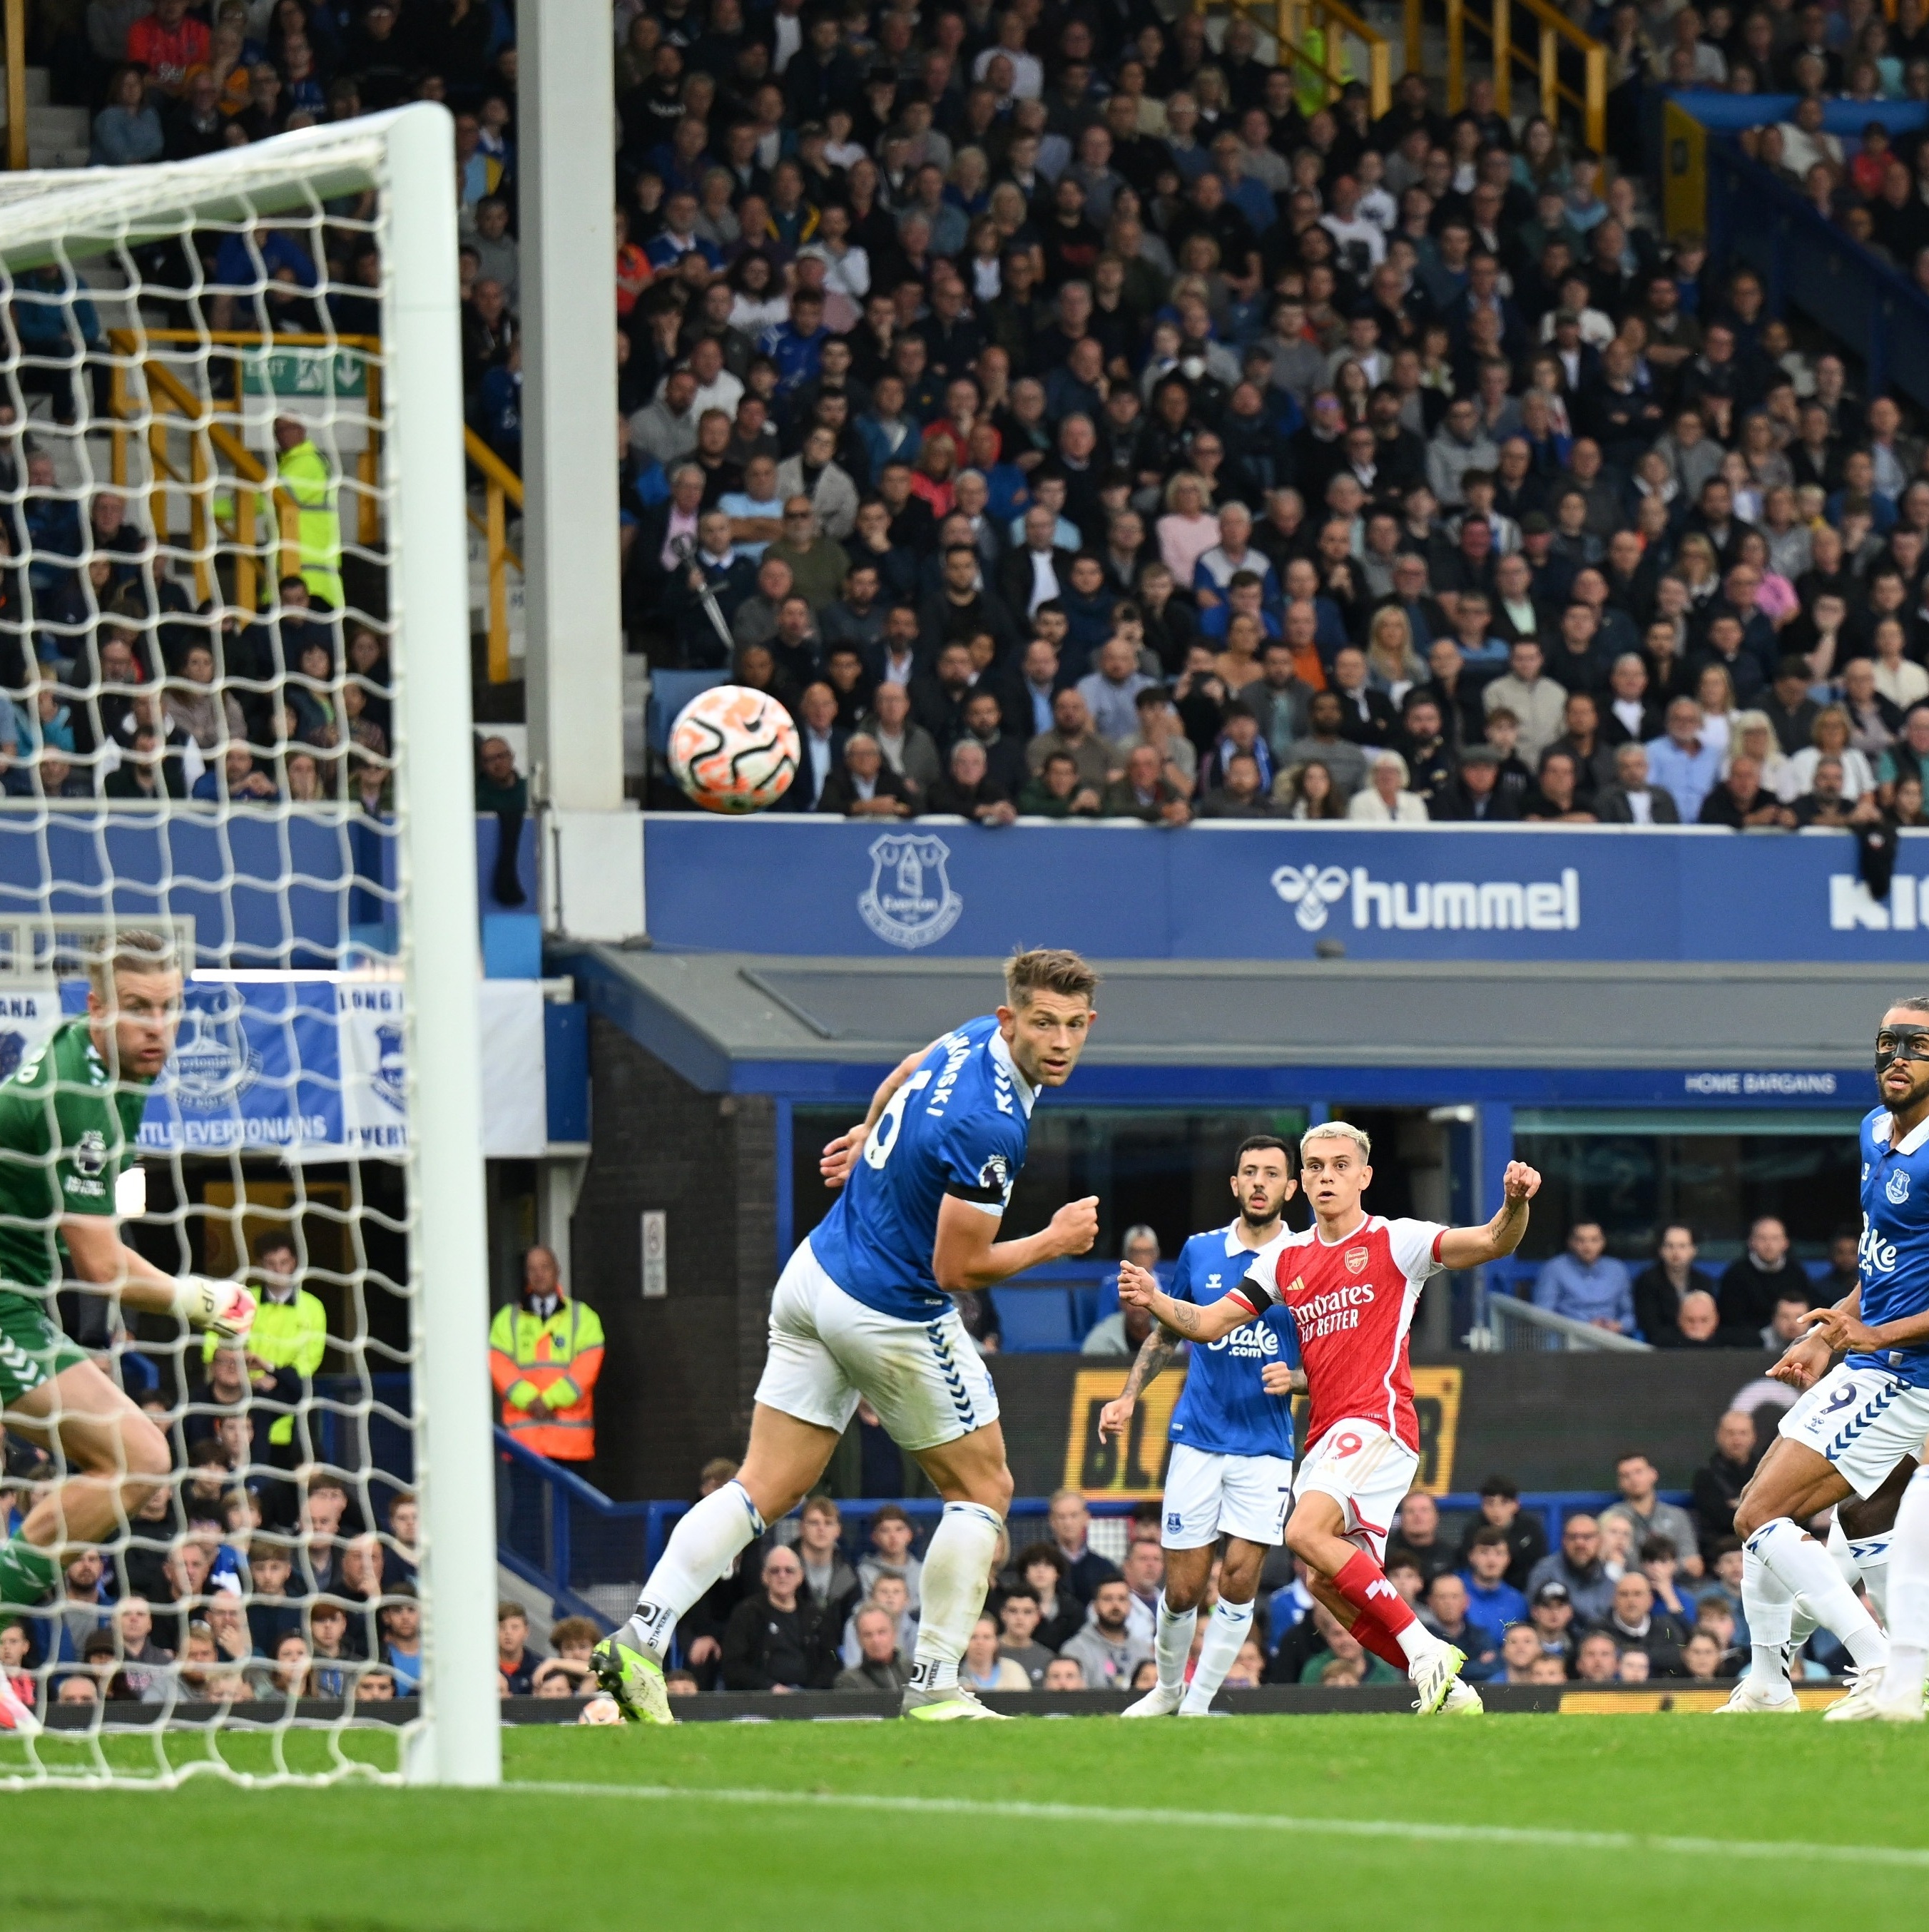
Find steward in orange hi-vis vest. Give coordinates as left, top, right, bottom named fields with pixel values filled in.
left=489, top=1247, right=604, bottom=1461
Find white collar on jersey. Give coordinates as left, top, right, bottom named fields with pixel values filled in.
left=1878, top=1111, right=1929, bottom=1156
left=987, top=1029, right=1037, bottom=1117
left=1222, top=1221, right=1279, bottom=1257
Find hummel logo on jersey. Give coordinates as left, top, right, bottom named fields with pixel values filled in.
left=1343, top=1246, right=1370, bottom=1275
left=1890, top=1169, right=1913, bottom=1205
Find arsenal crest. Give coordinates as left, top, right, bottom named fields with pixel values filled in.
left=1344, top=1246, right=1370, bottom=1275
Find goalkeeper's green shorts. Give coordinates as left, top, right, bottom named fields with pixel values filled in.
left=0, top=1291, right=88, bottom=1408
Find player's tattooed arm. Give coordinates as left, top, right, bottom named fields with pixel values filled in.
left=1096, top=1323, right=1180, bottom=1442
left=1437, top=1161, right=1543, bottom=1268
left=1118, top=1261, right=1251, bottom=1343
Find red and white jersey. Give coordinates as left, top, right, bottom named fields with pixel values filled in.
left=1227, top=1215, right=1447, bottom=1453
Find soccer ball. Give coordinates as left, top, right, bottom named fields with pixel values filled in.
left=667, top=684, right=800, bottom=813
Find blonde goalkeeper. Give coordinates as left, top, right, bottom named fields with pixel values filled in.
left=0, top=931, right=255, bottom=1734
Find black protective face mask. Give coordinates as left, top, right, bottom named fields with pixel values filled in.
left=1875, top=1024, right=1929, bottom=1078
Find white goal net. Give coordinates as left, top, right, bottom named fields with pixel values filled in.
left=0, top=108, right=496, bottom=1789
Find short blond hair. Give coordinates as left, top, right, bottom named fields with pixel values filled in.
left=87, top=927, right=178, bottom=1000
left=1301, top=1120, right=1372, bottom=1161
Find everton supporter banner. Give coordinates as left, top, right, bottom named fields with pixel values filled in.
left=14, top=975, right=556, bottom=1158
left=33, top=972, right=412, bottom=1155
left=984, top=1352, right=1783, bottom=1498
left=1058, top=1364, right=1465, bottom=1500
left=641, top=817, right=1929, bottom=962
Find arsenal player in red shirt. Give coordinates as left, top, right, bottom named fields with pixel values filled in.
left=1119, top=1123, right=1540, bottom=1714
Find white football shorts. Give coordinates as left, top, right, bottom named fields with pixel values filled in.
left=1777, top=1360, right=1929, bottom=1499
left=755, top=1236, right=999, bottom=1453
left=1159, top=1441, right=1295, bottom=1550
left=1294, top=1420, right=1422, bottom=1562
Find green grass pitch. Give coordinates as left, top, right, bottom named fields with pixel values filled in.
left=5, top=1714, right=1929, bottom=1931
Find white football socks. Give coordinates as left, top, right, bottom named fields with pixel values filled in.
left=1749, top=1517, right=1888, bottom=1671
left=1154, top=1591, right=1197, bottom=1694
left=1743, top=1537, right=1796, bottom=1690
left=1882, top=1468, right=1929, bottom=1704
left=908, top=1500, right=1002, bottom=1695
left=1180, top=1597, right=1253, bottom=1714
left=624, top=1478, right=765, bottom=1662
left=1850, top=1533, right=1892, bottom=1627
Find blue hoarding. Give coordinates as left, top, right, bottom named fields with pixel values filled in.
left=639, top=818, right=1929, bottom=962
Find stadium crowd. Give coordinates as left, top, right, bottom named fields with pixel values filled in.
left=644, top=1412, right=1803, bottom=1695
left=26, top=1, right=1929, bottom=833
left=558, top=0, right=1929, bottom=826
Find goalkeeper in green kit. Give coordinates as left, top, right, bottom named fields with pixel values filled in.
left=0, top=930, right=256, bottom=1737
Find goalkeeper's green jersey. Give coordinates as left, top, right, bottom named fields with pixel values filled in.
left=0, top=1019, right=151, bottom=1293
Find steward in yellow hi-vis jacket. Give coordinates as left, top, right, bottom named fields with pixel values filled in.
left=489, top=1246, right=604, bottom=1461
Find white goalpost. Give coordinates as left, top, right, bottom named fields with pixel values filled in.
left=0, top=106, right=497, bottom=1786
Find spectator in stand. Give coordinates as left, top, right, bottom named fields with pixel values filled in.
left=1630, top=1224, right=1719, bottom=1343
left=1590, top=1571, right=1687, bottom=1677
left=840, top=1575, right=917, bottom=1669
left=1645, top=697, right=1724, bottom=823
left=1454, top=1475, right=1549, bottom=1591
left=996, top=1589, right=1057, bottom=1688
left=1717, top=1216, right=1802, bottom=1333
left=791, top=1496, right=861, bottom=1633
left=1459, top=1526, right=1531, bottom=1638
left=1692, top=1411, right=1761, bottom=1555
left=1044, top=1489, right=1121, bottom=1607
left=721, top=1545, right=836, bottom=1692
left=1602, top=1453, right=1701, bottom=1577
left=818, top=733, right=912, bottom=817
left=497, top=1602, right=541, bottom=1696
left=1527, top=1515, right=1617, bottom=1624
left=1532, top=1221, right=1635, bottom=1333
left=833, top=1605, right=912, bottom=1693
left=1060, top=1578, right=1151, bottom=1689
left=857, top=1505, right=923, bottom=1612
left=1419, top=1573, right=1500, bottom=1681
left=1528, top=1581, right=1577, bottom=1672
left=1385, top=1491, right=1454, bottom=1590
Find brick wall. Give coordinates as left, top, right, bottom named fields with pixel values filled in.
left=569, top=1015, right=775, bottom=1499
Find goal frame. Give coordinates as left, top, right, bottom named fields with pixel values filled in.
left=0, top=105, right=499, bottom=1787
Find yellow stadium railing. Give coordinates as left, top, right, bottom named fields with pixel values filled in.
left=1433, top=0, right=1607, bottom=153
left=462, top=429, right=523, bottom=685
left=106, top=328, right=382, bottom=612
left=1192, top=0, right=1392, bottom=119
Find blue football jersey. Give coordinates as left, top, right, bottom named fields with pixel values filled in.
left=1854, top=1107, right=1929, bottom=1387
left=809, top=1015, right=1034, bottom=1321
left=1165, top=1224, right=1300, bottom=1460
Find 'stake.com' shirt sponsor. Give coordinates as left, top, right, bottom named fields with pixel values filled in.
left=1227, top=1216, right=1447, bottom=1454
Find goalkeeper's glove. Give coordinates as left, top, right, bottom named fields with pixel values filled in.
left=172, top=1275, right=258, bottom=1341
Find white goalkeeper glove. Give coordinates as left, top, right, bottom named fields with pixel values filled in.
left=171, top=1275, right=258, bottom=1341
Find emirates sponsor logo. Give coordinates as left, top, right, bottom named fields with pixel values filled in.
left=1295, top=1283, right=1377, bottom=1324
left=1344, top=1246, right=1370, bottom=1275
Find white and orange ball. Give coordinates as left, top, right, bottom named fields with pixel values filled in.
left=667, top=683, right=800, bottom=813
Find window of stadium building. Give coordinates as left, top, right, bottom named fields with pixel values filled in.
left=790, top=1107, right=1308, bottom=1261
left=1510, top=1112, right=1866, bottom=1261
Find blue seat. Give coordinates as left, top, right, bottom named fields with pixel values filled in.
left=646, top=669, right=730, bottom=753
left=991, top=1288, right=1079, bottom=1352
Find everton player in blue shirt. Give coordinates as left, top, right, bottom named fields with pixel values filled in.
left=1789, top=995, right=1929, bottom=1721
left=1721, top=997, right=1929, bottom=1719
left=1097, top=1136, right=1306, bottom=1717
left=597, top=950, right=1101, bottom=1724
